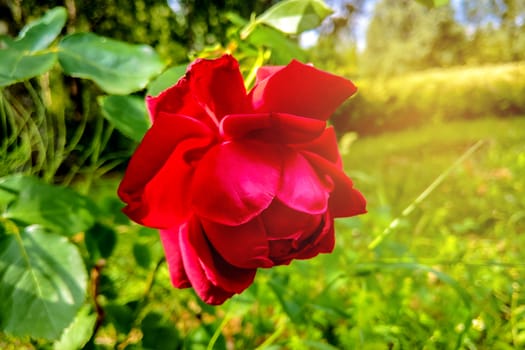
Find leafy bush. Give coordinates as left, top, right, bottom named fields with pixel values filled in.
left=334, top=62, right=525, bottom=135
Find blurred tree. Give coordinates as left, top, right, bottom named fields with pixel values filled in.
left=360, top=0, right=466, bottom=77
left=321, top=0, right=368, bottom=42
left=458, top=0, right=525, bottom=63
left=458, top=0, right=525, bottom=27
left=307, top=0, right=368, bottom=76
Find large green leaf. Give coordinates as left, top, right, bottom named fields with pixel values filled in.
left=146, top=64, right=187, bottom=97
left=255, top=0, right=333, bottom=35
left=0, top=225, right=87, bottom=340
left=0, top=175, right=97, bottom=236
left=98, top=95, right=150, bottom=141
left=58, top=33, right=166, bottom=94
left=0, top=7, right=66, bottom=86
left=0, top=49, right=57, bottom=87
left=11, top=7, right=67, bottom=52
left=248, top=25, right=307, bottom=64
left=0, top=184, right=17, bottom=210
left=53, top=305, right=97, bottom=350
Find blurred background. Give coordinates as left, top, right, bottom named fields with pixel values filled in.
left=2, top=0, right=523, bottom=137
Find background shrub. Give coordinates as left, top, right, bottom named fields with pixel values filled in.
left=334, top=61, right=525, bottom=135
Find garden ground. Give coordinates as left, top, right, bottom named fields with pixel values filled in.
left=98, top=116, right=525, bottom=349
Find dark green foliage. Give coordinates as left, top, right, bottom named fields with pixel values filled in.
left=85, top=223, right=117, bottom=261
left=0, top=175, right=98, bottom=235
left=141, top=312, right=181, bottom=350
left=2, top=0, right=277, bottom=59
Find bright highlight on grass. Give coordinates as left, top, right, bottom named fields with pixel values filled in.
left=369, top=139, right=486, bottom=250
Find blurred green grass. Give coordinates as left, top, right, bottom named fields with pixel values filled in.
left=42, top=116, right=525, bottom=349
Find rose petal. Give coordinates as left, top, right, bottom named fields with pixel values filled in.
left=219, top=112, right=326, bottom=144
left=179, top=217, right=256, bottom=304
left=293, top=212, right=335, bottom=260
left=298, top=127, right=342, bottom=166
left=276, top=148, right=329, bottom=215
left=302, top=152, right=367, bottom=217
left=159, top=227, right=191, bottom=288
left=136, top=136, right=213, bottom=227
left=201, top=217, right=273, bottom=269
left=250, top=60, right=357, bottom=120
left=118, top=113, right=215, bottom=227
left=261, top=199, right=322, bottom=240
left=191, top=141, right=281, bottom=225
left=268, top=211, right=334, bottom=265
left=187, top=55, right=251, bottom=121
left=146, top=77, right=209, bottom=126
left=255, top=65, right=284, bottom=85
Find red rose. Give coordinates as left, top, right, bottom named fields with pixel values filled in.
left=118, top=55, right=366, bottom=305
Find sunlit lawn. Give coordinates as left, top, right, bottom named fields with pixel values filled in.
left=44, top=116, right=525, bottom=349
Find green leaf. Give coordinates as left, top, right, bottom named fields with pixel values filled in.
left=85, top=223, right=117, bottom=261
left=147, top=64, right=187, bottom=96
left=99, top=95, right=150, bottom=141
left=268, top=279, right=304, bottom=323
left=0, top=225, right=87, bottom=340
left=105, top=301, right=138, bottom=335
left=58, top=33, right=165, bottom=94
left=12, top=7, right=67, bottom=52
left=133, top=242, right=152, bottom=269
left=255, top=0, right=333, bottom=35
left=248, top=25, right=307, bottom=64
left=0, top=49, right=57, bottom=87
left=141, top=312, right=181, bottom=350
left=53, top=305, right=97, bottom=350
left=0, top=7, right=66, bottom=86
left=0, top=184, right=17, bottom=210
left=0, top=175, right=97, bottom=236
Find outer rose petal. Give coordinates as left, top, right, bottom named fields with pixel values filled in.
left=187, top=55, right=251, bottom=121
left=249, top=60, right=357, bottom=120
left=118, top=113, right=215, bottom=227
left=133, top=136, right=212, bottom=228
left=219, top=112, right=325, bottom=144
left=159, top=227, right=191, bottom=288
left=191, top=141, right=281, bottom=226
left=254, top=65, right=284, bottom=85
left=302, top=151, right=367, bottom=217
left=201, top=218, right=273, bottom=269
left=179, top=217, right=256, bottom=305
left=146, top=76, right=208, bottom=126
